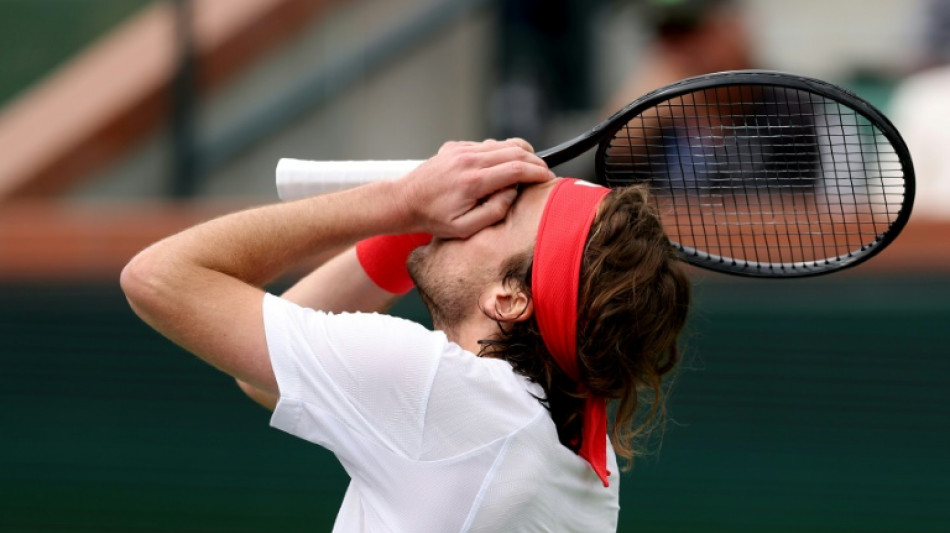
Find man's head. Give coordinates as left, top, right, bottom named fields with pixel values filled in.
left=407, top=179, right=557, bottom=336
left=408, top=179, right=691, bottom=465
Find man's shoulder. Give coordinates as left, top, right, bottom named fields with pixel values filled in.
left=420, top=346, right=548, bottom=456
left=434, top=344, right=540, bottom=395
left=265, top=293, right=442, bottom=341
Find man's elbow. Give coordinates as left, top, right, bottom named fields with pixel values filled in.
left=120, top=248, right=173, bottom=319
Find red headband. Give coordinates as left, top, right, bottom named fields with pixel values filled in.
left=532, top=178, right=612, bottom=487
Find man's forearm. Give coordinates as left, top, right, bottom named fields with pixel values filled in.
left=281, top=247, right=398, bottom=313
left=136, top=180, right=408, bottom=288
left=124, top=139, right=552, bottom=300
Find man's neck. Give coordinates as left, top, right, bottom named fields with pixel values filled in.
left=435, top=316, right=495, bottom=356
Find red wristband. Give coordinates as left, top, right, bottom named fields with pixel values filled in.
left=355, top=233, right=433, bottom=294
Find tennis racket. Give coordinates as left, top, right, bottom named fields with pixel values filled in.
left=276, top=70, right=915, bottom=277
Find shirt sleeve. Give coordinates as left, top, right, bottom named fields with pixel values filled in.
left=262, top=293, right=445, bottom=460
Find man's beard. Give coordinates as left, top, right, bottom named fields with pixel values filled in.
left=407, top=246, right=476, bottom=333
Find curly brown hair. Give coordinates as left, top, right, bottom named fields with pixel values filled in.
left=478, top=185, right=691, bottom=468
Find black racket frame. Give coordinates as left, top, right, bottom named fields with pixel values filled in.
left=536, top=70, right=916, bottom=278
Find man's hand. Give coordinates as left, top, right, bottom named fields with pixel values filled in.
left=395, top=139, right=555, bottom=239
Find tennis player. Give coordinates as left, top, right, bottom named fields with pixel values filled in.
left=121, top=138, right=691, bottom=531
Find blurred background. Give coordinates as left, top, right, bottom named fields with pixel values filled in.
left=0, top=0, right=947, bottom=531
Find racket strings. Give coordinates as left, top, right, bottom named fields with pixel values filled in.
left=602, top=84, right=907, bottom=270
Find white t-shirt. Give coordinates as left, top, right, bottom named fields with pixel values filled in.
left=262, top=293, right=620, bottom=532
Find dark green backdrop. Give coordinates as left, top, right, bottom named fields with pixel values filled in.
left=2, top=275, right=947, bottom=532
left=0, top=0, right=152, bottom=109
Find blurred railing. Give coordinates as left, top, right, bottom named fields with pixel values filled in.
left=0, top=0, right=337, bottom=201
left=0, top=201, right=944, bottom=282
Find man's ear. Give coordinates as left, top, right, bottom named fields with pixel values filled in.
left=480, top=280, right=533, bottom=323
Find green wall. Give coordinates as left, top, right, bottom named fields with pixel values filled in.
left=0, top=0, right=151, bottom=108
left=1, top=275, right=947, bottom=531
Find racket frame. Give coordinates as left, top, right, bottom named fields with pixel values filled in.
left=562, top=70, right=915, bottom=278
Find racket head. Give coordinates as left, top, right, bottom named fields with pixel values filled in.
left=583, top=70, right=914, bottom=278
